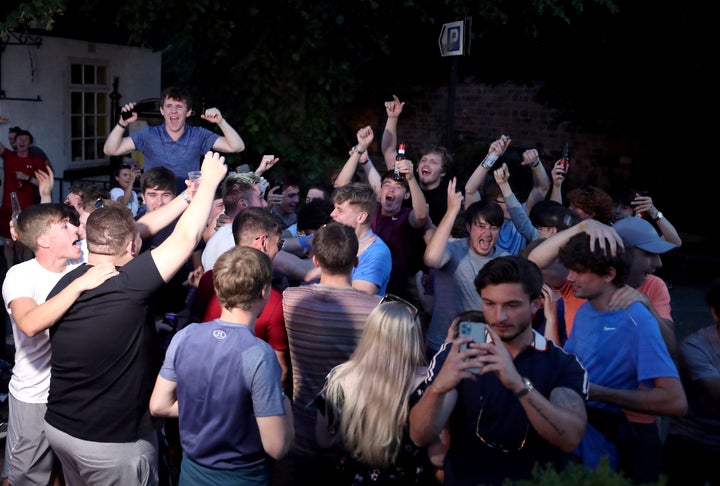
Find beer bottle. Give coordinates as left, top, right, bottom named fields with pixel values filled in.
left=394, top=143, right=406, bottom=181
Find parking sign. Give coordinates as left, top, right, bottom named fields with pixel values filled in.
left=439, top=20, right=464, bottom=57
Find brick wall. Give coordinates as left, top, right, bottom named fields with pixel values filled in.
left=391, top=80, right=648, bottom=198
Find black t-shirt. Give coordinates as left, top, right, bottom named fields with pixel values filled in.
left=46, top=251, right=164, bottom=442
left=422, top=183, right=449, bottom=228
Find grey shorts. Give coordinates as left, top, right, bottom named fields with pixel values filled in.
left=5, top=394, right=56, bottom=485
left=44, top=420, right=158, bottom=486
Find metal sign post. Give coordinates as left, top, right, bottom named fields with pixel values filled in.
left=438, top=20, right=467, bottom=151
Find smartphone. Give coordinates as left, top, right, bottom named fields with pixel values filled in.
left=635, top=190, right=649, bottom=218
left=459, top=321, right=486, bottom=373
left=121, top=110, right=133, bottom=121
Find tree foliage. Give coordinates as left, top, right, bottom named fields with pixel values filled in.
left=2, top=0, right=647, bottom=182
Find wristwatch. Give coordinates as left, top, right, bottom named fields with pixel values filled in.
left=515, top=377, right=534, bottom=398
left=653, top=211, right=664, bottom=222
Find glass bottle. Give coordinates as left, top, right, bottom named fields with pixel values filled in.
left=394, top=142, right=406, bottom=181
left=10, top=192, right=21, bottom=223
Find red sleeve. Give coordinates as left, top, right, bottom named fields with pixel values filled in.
left=194, top=270, right=218, bottom=321
left=203, top=295, right=222, bottom=322
left=254, top=288, right=288, bottom=351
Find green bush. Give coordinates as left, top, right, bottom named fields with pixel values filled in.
left=503, top=457, right=667, bottom=486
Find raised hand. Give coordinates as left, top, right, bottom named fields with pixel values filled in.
left=384, top=95, right=405, bottom=118
left=201, top=107, right=223, bottom=125
left=119, top=102, right=138, bottom=124
left=446, top=177, right=464, bottom=214
left=357, top=125, right=374, bottom=149
left=521, top=149, right=541, bottom=167
left=35, top=166, right=55, bottom=203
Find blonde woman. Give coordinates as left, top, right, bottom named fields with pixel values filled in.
left=315, top=296, right=437, bottom=485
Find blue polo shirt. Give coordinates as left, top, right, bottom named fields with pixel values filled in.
left=131, top=124, right=219, bottom=188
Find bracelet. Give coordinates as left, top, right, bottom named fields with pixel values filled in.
left=118, top=122, right=128, bottom=129
left=359, top=158, right=369, bottom=166
left=351, top=145, right=366, bottom=155
left=182, top=191, right=191, bottom=204
left=530, top=161, right=540, bottom=168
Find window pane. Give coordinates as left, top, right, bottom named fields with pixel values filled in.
left=85, top=139, right=95, bottom=159
left=84, top=116, right=95, bottom=137
left=96, top=140, right=105, bottom=158
left=72, top=140, right=83, bottom=160
left=84, top=93, right=95, bottom=114
left=71, top=64, right=82, bottom=84
left=97, top=115, right=108, bottom=135
left=97, top=94, right=107, bottom=115
left=71, top=92, right=82, bottom=115
left=84, top=65, right=95, bottom=85
left=71, top=116, right=83, bottom=138
left=97, top=65, right=107, bottom=85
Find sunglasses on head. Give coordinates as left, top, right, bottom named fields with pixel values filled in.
left=379, top=293, right=419, bottom=320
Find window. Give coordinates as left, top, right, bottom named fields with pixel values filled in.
left=69, top=61, right=109, bottom=163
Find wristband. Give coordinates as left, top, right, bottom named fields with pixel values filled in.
left=118, top=122, right=128, bottom=129
left=351, top=145, right=366, bottom=155
left=530, top=161, right=540, bottom=168
left=182, top=191, right=191, bottom=204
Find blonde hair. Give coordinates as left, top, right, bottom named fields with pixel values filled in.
left=320, top=301, right=426, bottom=468
left=213, top=246, right=272, bottom=310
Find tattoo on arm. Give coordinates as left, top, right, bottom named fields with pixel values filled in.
left=527, top=387, right=586, bottom=436
left=527, top=397, right=564, bottom=435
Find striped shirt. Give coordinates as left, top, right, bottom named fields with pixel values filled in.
left=282, top=284, right=380, bottom=455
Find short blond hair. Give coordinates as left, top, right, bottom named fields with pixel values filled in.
left=213, top=246, right=272, bottom=311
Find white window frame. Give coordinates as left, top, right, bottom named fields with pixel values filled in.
left=68, top=59, right=110, bottom=166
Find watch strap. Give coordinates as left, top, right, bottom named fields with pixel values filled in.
left=515, top=377, right=534, bottom=398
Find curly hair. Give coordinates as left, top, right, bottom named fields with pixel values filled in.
left=557, top=232, right=631, bottom=286
left=566, top=185, right=615, bottom=225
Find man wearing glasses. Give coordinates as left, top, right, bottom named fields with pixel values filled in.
left=409, top=256, right=588, bottom=485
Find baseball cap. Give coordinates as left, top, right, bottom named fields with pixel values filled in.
left=613, top=217, right=676, bottom=254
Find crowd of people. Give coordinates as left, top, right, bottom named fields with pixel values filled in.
left=0, top=89, right=717, bottom=486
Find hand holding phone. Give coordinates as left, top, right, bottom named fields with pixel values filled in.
left=459, top=321, right=486, bottom=374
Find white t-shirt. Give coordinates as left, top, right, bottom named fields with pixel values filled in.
left=110, top=187, right=140, bottom=216
left=201, top=224, right=234, bottom=271
left=2, top=259, right=79, bottom=403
